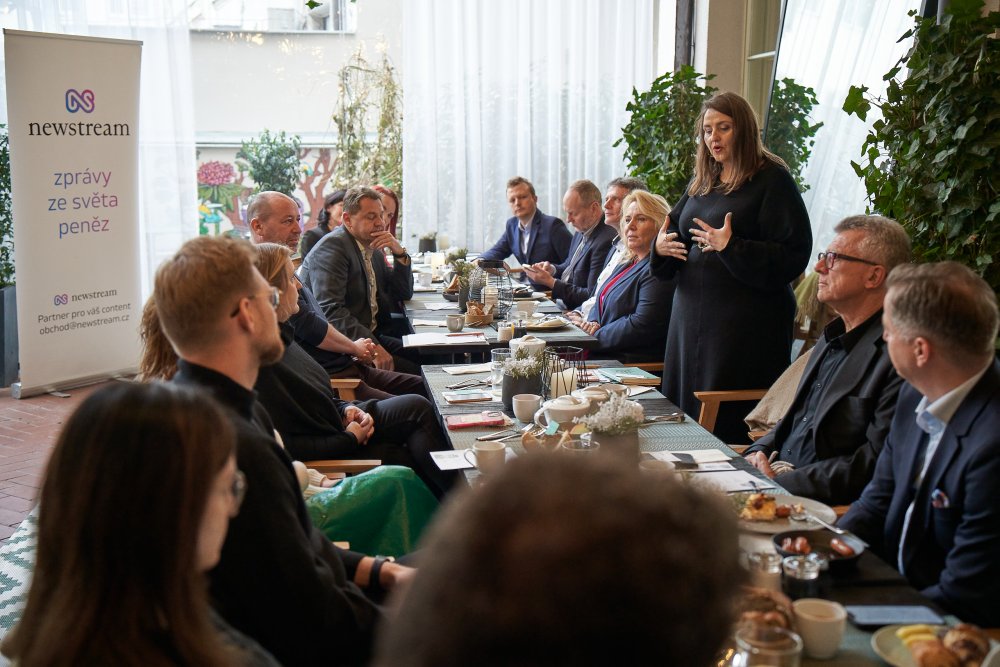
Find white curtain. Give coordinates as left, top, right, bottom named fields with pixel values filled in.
left=401, top=0, right=655, bottom=252
left=1, top=0, right=196, bottom=295
left=772, top=0, right=920, bottom=259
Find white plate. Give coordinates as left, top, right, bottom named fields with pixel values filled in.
left=733, top=494, right=837, bottom=534
left=871, top=625, right=1000, bottom=667
left=524, top=316, right=570, bottom=331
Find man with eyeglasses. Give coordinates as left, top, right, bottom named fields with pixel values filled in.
left=157, top=236, right=411, bottom=665
left=744, top=215, right=912, bottom=505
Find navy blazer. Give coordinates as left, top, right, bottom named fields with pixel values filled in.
left=587, top=255, right=675, bottom=362
left=479, top=209, right=571, bottom=286
left=299, top=226, right=411, bottom=340
left=840, top=361, right=1000, bottom=626
left=745, top=313, right=903, bottom=505
left=551, top=220, right=616, bottom=310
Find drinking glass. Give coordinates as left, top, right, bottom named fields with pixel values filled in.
left=490, top=349, right=512, bottom=398
left=730, top=625, right=802, bottom=667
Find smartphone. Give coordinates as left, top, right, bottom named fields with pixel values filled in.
left=845, top=605, right=945, bottom=628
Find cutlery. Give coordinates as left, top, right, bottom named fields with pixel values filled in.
left=791, top=510, right=869, bottom=547
left=476, top=429, right=517, bottom=441
left=642, top=412, right=685, bottom=424
left=446, top=377, right=490, bottom=389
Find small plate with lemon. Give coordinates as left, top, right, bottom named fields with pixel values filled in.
left=871, top=623, right=997, bottom=667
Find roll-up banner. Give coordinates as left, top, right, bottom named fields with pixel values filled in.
left=4, top=30, right=142, bottom=398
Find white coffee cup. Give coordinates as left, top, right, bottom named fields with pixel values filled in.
left=417, top=272, right=432, bottom=287
left=512, top=393, right=542, bottom=422
left=446, top=314, right=464, bottom=332
left=464, top=441, right=506, bottom=474
left=792, top=598, right=846, bottom=659
left=517, top=300, right=537, bottom=316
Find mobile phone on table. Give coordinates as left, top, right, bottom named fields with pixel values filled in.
left=845, top=605, right=945, bottom=628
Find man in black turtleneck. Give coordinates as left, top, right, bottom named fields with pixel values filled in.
left=155, top=236, right=411, bottom=666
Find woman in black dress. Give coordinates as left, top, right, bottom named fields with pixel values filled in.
left=649, top=92, right=812, bottom=444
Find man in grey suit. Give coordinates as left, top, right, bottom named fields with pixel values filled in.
left=744, top=215, right=912, bottom=505
left=300, top=186, right=418, bottom=375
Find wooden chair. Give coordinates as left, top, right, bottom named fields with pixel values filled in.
left=693, top=389, right=768, bottom=454
left=329, top=378, right=361, bottom=401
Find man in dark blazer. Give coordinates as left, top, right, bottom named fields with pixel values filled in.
left=299, top=186, right=417, bottom=374
left=478, top=176, right=571, bottom=288
left=524, top=179, right=616, bottom=309
left=839, top=262, right=1000, bottom=626
left=745, top=216, right=912, bottom=505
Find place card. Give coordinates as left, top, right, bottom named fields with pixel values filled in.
left=411, top=319, right=446, bottom=327
left=424, top=302, right=459, bottom=311
left=430, top=450, right=475, bottom=471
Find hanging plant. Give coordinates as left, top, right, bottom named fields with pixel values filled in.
left=843, top=0, right=1000, bottom=292
left=615, top=65, right=717, bottom=205
left=766, top=78, right=823, bottom=193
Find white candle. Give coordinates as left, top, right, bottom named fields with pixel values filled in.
left=550, top=367, right=577, bottom=398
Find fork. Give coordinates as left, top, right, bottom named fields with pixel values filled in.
left=791, top=510, right=869, bottom=547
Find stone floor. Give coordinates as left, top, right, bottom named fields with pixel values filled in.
left=0, top=381, right=112, bottom=541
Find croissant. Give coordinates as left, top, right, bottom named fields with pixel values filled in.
left=910, top=639, right=960, bottom=667
left=941, top=624, right=990, bottom=667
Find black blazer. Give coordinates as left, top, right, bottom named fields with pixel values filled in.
left=479, top=209, right=572, bottom=287
left=746, top=314, right=903, bottom=504
left=551, top=220, right=616, bottom=309
left=299, top=226, right=411, bottom=340
left=840, top=361, right=1000, bottom=626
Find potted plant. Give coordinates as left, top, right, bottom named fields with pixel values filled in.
left=500, top=347, right=545, bottom=410
left=0, top=124, right=16, bottom=387
left=615, top=65, right=717, bottom=205
left=575, top=393, right=645, bottom=461
left=448, top=258, right=475, bottom=313
left=842, top=0, right=1000, bottom=294
left=765, top=78, right=823, bottom=193
left=418, top=231, right=437, bottom=253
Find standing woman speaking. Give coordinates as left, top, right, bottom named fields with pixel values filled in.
left=649, top=92, right=812, bottom=444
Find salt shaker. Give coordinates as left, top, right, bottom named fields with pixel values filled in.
left=782, top=555, right=821, bottom=600
left=747, top=552, right=783, bottom=592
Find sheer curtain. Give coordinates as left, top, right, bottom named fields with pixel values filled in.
left=0, top=0, right=196, bottom=294
left=772, top=0, right=920, bottom=258
left=401, top=0, right=654, bottom=252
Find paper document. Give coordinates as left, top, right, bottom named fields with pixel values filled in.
left=403, top=332, right=488, bottom=347
left=431, top=450, right=475, bottom=471
left=443, top=363, right=493, bottom=375
left=424, top=302, right=459, bottom=311
left=689, top=470, right=777, bottom=494
left=411, top=319, right=446, bottom=327
left=652, top=449, right=732, bottom=464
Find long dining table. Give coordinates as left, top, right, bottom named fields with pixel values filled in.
left=420, top=360, right=953, bottom=666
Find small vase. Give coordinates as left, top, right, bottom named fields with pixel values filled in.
left=458, top=284, right=470, bottom=313
left=502, top=373, right=543, bottom=411
left=418, top=238, right=437, bottom=253
left=591, top=429, right=640, bottom=463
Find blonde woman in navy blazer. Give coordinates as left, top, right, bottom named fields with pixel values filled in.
left=579, top=191, right=675, bottom=362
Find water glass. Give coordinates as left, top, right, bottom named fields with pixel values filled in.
left=490, top=349, right=512, bottom=398
left=731, top=625, right=802, bottom=667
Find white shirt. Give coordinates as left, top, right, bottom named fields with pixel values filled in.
left=578, top=238, right=623, bottom=319
left=897, top=362, right=991, bottom=574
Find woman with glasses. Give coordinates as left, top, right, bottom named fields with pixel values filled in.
left=1, top=382, right=277, bottom=665
left=650, top=92, right=813, bottom=444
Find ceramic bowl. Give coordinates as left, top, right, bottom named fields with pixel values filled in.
left=572, top=386, right=610, bottom=414
left=543, top=396, right=591, bottom=425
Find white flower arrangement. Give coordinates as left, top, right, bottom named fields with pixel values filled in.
left=575, top=393, right=645, bottom=435
left=502, top=348, right=545, bottom=379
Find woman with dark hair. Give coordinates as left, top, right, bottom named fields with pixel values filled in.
left=299, top=188, right=346, bottom=259
left=1, top=382, right=276, bottom=665
left=650, top=91, right=812, bottom=444
left=372, top=185, right=400, bottom=238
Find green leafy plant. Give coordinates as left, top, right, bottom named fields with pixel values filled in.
left=445, top=248, right=468, bottom=265
left=236, top=129, right=302, bottom=195
left=450, top=258, right=474, bottom=288
left=0, top=125, right=13, bottom=288
left=332, top=46, right=402, bottom=194
left=766, top=78, right=823, bottom=193
left=843, top=0, right=1000, bottom=291
left=615, top=65, right=717, bottom=204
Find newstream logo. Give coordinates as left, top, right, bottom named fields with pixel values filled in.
left=65, top=89, right=95, bottom=113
